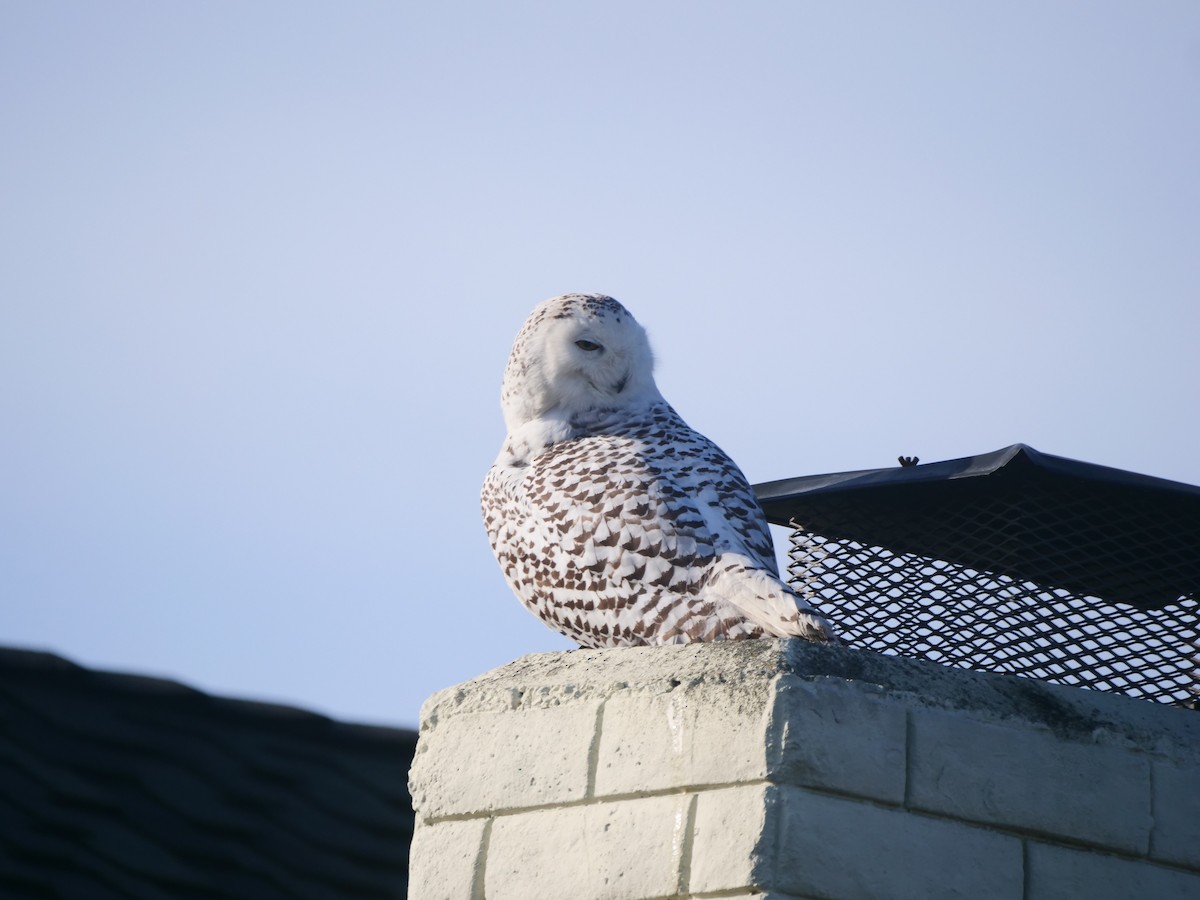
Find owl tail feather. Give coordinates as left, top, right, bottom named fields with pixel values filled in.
left=709, top=558, right=839, bottom=644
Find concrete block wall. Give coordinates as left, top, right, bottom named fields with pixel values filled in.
left=408, top=640, right=1200, bottom=900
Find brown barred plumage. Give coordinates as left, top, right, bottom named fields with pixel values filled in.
left=482, top=294, right=835, bottom=648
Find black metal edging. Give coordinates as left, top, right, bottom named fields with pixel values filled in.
left=753, top=443, right=1200, bottom=514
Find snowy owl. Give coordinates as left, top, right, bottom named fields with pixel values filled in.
left=481, top=293, right=836, bottom=647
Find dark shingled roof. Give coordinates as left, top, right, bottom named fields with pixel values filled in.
left=0, top=647, right=417, bottom=899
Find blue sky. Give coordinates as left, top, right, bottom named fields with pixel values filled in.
left=3, top=3, right=1198, bottom=727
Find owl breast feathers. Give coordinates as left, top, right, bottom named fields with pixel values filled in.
left=481, top=293, right=835, bottom=648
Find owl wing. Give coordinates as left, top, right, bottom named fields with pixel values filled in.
left=652, top=422, right=781, bottom=575
left=640, top=414, right=834, bottom=642
left=484, top=402, right=834, bottom=646
left=485, top=426, right=733, bottom=646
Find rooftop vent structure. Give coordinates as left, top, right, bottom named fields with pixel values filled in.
left=754, top=445, right=1199, bottom=707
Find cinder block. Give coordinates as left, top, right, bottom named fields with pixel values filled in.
left=1151, top=759, right=1200, bottom=870
left=595, top=683, right=771, bottom=796
left=486, top=794, right=693, bottom=900
left=769, top=675, right=907, bottom=804
left=688, top=784, right=773, bottom=893
left=1026, top=841, right=1200, bottom=900
left=909, top=709, right=1151, bottom=854
left=595, top=671, right=908, bottom=803
left=411, top=638, right=1200, bottom=900
left=409, top=703, right=599, bottom=820
left=690, top=783, right=1022, bottom=899
left=773, top=786, right=1023, bottom=900
left=407, top=818, right=487, bottom=900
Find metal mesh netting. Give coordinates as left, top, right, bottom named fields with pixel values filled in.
left=786, top=519, right=1199, bottom=707
left=761, top=445, right=1200, bottom=707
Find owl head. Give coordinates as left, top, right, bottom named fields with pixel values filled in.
left=500, top=294, right=663, bottom=432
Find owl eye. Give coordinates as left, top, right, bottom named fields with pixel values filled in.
left=575, top=339, right=603, bottom=352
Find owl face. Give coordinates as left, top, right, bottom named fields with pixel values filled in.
left=501, top=294, right=662, bottom=432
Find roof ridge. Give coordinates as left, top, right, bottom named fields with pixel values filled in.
left=0, top=645, right=416, bottom=742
